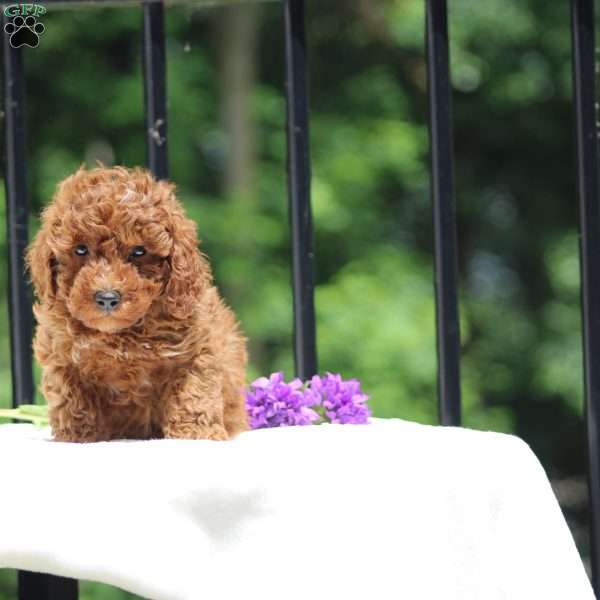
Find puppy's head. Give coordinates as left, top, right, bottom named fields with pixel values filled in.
left=27, top=166, right=209, bottom=332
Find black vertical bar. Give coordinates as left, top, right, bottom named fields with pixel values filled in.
left=425, top=0, right=462, bottom=426
left=570, top=0, right=600, bottom=593
left=283, top=0, right=317, bottom=380
left=142, top=0, right=168, bottom=180
left=2, top=17, right=79, bottom=600
left=3, top=19, right=34, bottom=409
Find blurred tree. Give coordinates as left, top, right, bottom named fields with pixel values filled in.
left=216, top=3, right=261, bottom=198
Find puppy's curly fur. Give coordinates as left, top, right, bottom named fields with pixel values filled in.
left=27, top=166, right=248, bottom=442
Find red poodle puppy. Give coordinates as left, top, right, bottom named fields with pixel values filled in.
left=26, top=166, right=248, bottom=442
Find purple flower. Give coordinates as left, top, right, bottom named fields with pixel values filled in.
left=246, top=372, right=320, bottom=429
left=246, top=371, right=371, bottom=429
left=309, top=373, right=371, bottom=425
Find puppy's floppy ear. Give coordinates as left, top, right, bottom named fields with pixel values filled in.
left=164, top=206, right=211, bottom=319
left=26, top=226, right=57, bottom=304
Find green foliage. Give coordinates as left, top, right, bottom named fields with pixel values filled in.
left=534, top=233, right=583, bottom=412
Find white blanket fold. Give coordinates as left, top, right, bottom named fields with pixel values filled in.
left=0, top=418, right=594, bottom=600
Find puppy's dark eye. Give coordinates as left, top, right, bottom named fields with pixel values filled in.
left=130, top=246, right=146, bottom=258
left=74, top=245, right=88, bottom=256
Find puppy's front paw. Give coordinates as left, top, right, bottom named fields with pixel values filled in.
left=163, top=423, right=229, bottom=441
left=52, top=427, right=105, bottom=443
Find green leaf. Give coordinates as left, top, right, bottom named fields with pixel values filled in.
left=0, top=405, right=49, bottom=427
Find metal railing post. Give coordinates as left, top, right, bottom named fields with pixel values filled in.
left=425, top=0, right=462, bottom=426
left=283, top=0, right=317, bottom=380
left=142, top=0, right=168, bottom=180
left=3, top=17, right=33, bottom=409
left=570, top=0, right=600, bottom=592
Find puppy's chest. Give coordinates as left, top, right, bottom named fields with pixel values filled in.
left=71, top=335, right=178, bottom=391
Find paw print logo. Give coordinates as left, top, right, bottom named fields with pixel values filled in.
left=4, top=15, right=45, bottom=49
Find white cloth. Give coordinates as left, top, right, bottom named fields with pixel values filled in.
left=0, top=418, right=594, bottom=600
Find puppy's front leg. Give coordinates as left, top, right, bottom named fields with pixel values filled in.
left=160, top=362, right=228, bottom=440
left=42, top=366, right=105, bottom=443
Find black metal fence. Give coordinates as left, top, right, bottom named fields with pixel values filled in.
left=2, top=0, right=600, bottom=598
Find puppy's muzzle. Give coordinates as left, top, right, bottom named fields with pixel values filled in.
left=95, top=290, right=121, bottom=313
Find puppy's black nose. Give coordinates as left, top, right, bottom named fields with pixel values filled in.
left=95, top=290, right=121, bottom=312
